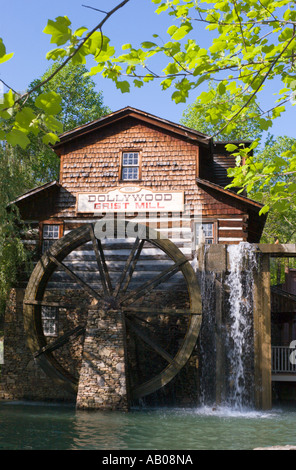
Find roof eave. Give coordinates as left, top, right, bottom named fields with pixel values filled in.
left=8, top=181, right=61, bottom=206
left=53, top=107, right=212, bottom=150
left=196, top=177, right=265, bottom=211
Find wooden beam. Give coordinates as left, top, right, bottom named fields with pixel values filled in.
left=253, top=253, right=272, bottom=410
left=256, top=244, right=296, bottom=257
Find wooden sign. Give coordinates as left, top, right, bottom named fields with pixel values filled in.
left=77, top=186, right=184, bottom=213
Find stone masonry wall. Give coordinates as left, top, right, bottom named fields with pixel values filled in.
left=76, top=308, right=129, bottom=411
left=0, top=288, right=74, bottom=402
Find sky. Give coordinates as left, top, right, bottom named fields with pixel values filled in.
left=0, top=0, right=295, bottom=140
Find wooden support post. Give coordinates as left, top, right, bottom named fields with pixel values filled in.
left=215, top=271, right=226, bottom=405
left=199, top=244, right=227, bottom=405
left=253, top=253, right=272, bottom=410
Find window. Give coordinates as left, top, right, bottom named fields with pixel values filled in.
left=121, top=152, right=139, bottom=180
left=41, top=306, right=58, bottom=337
left=195, top=222, right=214, bottom=246
left=42, top=224, right=60, bottom=254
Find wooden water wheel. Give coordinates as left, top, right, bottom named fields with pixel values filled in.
left=23, top=221, right=202, bottom=401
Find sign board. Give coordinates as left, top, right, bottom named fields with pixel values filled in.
left=77, top=186, right=184, bottom=213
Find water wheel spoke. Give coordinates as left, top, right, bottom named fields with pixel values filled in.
left=49, top=254, right=102, bottom=301
left=125, top=317, right=173, bottom=364
left=121, top=239, right=145, bottom=296
left=113, top=237, right=144, bottom=298
left=33, top=325, right=85, bottom=358
left=119, top=258, right=188, bottom=307
left=23, top=300, right=74, bottom=309
left=122, top=306, right=201, bottom=316
left=89, top=225, right=113, bottom=295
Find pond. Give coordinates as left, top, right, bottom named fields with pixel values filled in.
left=0, top=401, right=296, bottom=451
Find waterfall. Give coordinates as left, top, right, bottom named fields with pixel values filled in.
left=226, top=242, right=257, bottom=409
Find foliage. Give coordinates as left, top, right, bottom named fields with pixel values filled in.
left=0, top=146, right=29, bottom=316
left=28, top=61, right=111, bottom=133
left=111, top=0, right=296, bottom=213
left=0, top=0, right=296, bottom=214
left=180, top=83, right=263, bottom=141
left=20, top=61, right=111, bottom=183
left=247, top=135, right=296, bottom=242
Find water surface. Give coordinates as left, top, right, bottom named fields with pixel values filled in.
left=0, top=402, right=296, bottom=450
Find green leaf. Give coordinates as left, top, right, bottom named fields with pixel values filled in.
left=46, top=48, right=67, bottom=61
left=115, top=81, right=130, bottom=93
left=141, top=41, right=157, bottom=49
left=0, top=38, right=14, bottom=64
left=278, top=27, right=293, bottom=42
left=167, top=25, right=179, bottom=37
left=0, top=52, right=14, bottom=64
left=14, top=108, right=36, bottom=133
left=259, top=205, right=270, bottom=215
left=0, top=89, right=15, bottom=110
left=35, top=91, right=62, bottom=115
left=6, top=129, right=30, bottom=149
left=171, top=22, right=193, bottom=40
left=74, top=26, right=88, bottom=37
left=133, top=79, right=144, bottom=88
left=225, top=144, right=238, bottom=152
left=42, top=133, right=60, bottom=145
left=43, top=16, right=72, bottom=46
left=258, top=118, right=273, bottom=131
left=43, top=115, right=63, bottom=133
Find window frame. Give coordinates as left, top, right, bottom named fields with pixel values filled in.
left=193, top=219, right=217, bottom=249
left=39, top=221, right=64, bottom=254
left=41, top=305, right=59, bottom=337
left=119, top=150, right=141, bottom=182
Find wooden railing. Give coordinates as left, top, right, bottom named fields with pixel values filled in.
left=272, top=346, right=296, bottom=374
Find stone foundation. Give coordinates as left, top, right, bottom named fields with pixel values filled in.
left=0, top=288, right=74, bottom=402
left=0, top=286, right=199, bottom=408
left=76, top=308, right=129, bottom=410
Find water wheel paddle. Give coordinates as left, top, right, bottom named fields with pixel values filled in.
left=23, top=221, right=202, bottom=400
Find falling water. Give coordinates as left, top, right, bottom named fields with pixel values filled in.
left=226, top=242, right=257, bottom=409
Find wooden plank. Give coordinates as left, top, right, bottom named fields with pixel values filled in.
left=23, top=300, right=73, bottom=308
left=218, top=230, right=245, bottom=238
left=256, top=244, right=296, bottom=257
left=253, top=253, right=272, bottom=410
left=122, top=306, right=201, bottom=315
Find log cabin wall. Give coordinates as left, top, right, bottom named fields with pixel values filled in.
left=1, top=108, right=267, bottom=406
left=11, top=108, right=266, bottom=287
left=58, top=117, right=200, bottom=216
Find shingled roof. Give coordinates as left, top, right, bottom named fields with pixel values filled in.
left=53, top=106, right=212, bottom=151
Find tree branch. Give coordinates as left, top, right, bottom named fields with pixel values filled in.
left=82, top=5, right=108, bottom=14
left=12, top=0, right=130, bottom=107
left=211, top=33, right=296, bottom=138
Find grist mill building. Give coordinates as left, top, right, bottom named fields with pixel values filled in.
left=0, top=107, right=268, bottom=410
